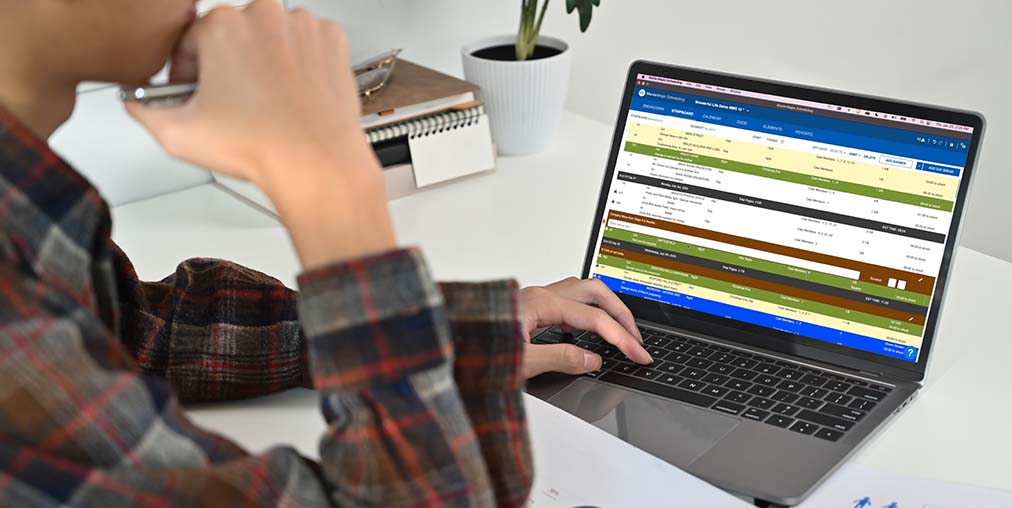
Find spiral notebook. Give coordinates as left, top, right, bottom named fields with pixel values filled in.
left=366, top=104, right=495, bottom=188
left=214, top=105, right=496, bottom=212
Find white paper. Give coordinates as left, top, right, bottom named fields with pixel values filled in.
left=797, top=462, right=1012, bottom=508
left=410, top=115, right=495, bottom=188
left=522, top=394, right=750, bottom=508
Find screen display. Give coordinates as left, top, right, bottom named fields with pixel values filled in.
left=589, top=73, right=975, bottom=363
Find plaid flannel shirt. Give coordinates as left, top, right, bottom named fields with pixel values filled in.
left=0, top=107, right=532, bottom=508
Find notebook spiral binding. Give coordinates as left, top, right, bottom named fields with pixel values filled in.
left=365, top=105, right=485, bottom=144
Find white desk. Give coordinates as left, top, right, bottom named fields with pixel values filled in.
left=111, top=111, right=1012, bottom=496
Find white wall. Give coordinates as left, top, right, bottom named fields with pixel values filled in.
left=50, top=86, right=213, bottom=207
left=47, top=0, right=1012, bottom=261
left=297, top=0, right=1012, bottom=263
left=288, top=0, right=516, bottom=75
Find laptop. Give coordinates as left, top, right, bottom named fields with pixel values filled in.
left=528, top=61, right=985, bottom=506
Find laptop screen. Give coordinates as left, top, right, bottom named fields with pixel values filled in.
left=588, top=73, right=976, bottom=364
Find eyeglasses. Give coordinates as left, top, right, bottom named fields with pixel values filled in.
left=354, top=48, right=401, bottom=100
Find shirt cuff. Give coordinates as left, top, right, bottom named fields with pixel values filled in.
left=297, top=248, right=453, bottom=393
left=440, top=280, right=526, bottom=395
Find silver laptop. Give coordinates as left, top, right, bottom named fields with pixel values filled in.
left=528, top=61, right=985, bottom=506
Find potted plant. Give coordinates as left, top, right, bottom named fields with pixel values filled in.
left=462, top=0, right=601, bottom=155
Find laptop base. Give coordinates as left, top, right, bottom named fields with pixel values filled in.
left=528, top=322, right=918, bottom=506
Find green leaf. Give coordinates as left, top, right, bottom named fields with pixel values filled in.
left=566, top=0, right=600, bottom=32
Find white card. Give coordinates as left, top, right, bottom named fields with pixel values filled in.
left=410, top=115, right=496, bottom=188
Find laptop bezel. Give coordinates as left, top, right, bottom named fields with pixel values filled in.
left=581, top=60, right=985, bottom=383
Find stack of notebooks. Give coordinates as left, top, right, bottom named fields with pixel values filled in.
left=216, top=60, right=496, bottom=212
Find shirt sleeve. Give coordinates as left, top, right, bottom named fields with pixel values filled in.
left=112, top=243, right=313, bottom=403
left=0, top=248, right=531, bottom=508
left=297, top=248, right=502, bottom=507
left=440, top=282, right=534, bottom=508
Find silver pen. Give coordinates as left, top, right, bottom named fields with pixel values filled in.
left=120, top=48, right=401, bottom=105
left=119, top=83, right=199, bottom=105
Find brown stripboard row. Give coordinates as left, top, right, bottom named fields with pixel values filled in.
left=607, top=210, right=936, bottom=296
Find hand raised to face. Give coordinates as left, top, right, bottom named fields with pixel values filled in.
left=129, top=1, right=394, bottom=269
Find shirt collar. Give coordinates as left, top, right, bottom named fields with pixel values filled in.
left=0, top=104, right=111, bottom=281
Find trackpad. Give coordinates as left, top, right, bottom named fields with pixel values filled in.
left=548, top=378, right=740, bottom=467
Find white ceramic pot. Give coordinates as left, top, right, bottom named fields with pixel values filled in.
left=462, top=35, right=572, bottom=155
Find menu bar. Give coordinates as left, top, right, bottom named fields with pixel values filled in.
left=637, top=73, right=974, bottom=135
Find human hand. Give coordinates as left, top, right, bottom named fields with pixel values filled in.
left=520, top=278, right=652, bottom=379
left=127, top=0, right=364, bottom=185
left=127, top=1, right=394, bottom=269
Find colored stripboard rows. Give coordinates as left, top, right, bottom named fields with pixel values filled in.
left=625, top=121, right=960, bottom=200
left=602, top=227, right=930, bottom=306
left=608, top=210, right=937, bottom=295
left=597, top=248, right=923, bottom=335
left=624, top=141, right=955, bottom=212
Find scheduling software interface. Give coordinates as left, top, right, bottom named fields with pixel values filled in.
left=590, top=73, right=975, bottom=363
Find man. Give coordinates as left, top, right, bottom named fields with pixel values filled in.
left=0, top=1, right=651, bottom=507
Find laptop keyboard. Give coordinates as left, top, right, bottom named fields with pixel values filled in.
left=532, top=326, right=893, bottom=442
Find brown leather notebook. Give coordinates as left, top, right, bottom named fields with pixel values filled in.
left=361, top=60, right=479, bottom=117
